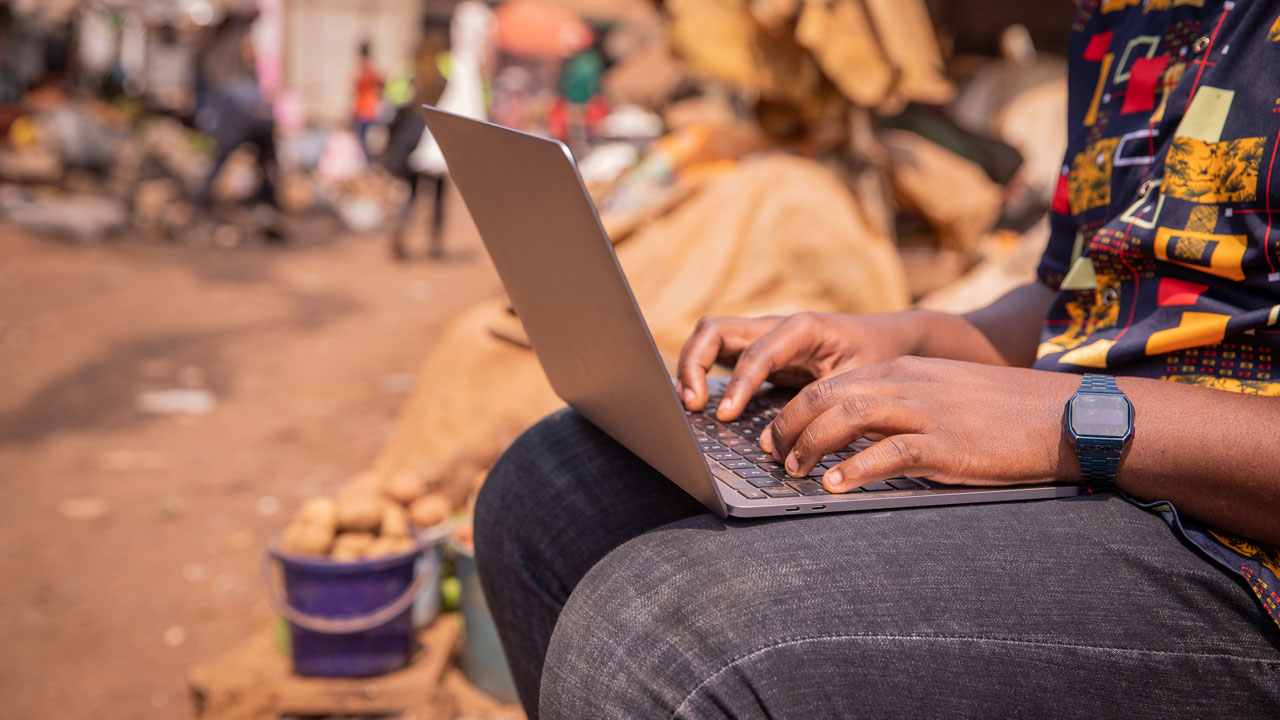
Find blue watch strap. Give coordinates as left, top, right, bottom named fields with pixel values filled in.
left=1079, top=448, right=1122, bottom=486
left=1074, top=374, right=1126, bottom=487
left=1079, top=374, right=1119, bottom=393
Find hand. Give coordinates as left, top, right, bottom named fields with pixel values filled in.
left=676, top=311, right=950, bottom=422
left=761, top=356, right=1084, bottom=492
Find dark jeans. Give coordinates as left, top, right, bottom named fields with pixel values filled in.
left=392, top=173, right=446, bottom=260
left=198, top=116, right=279, bottom=209
left=355, top=119, right=375, bottom=164
left=474, top=409, right=1280, bottom=719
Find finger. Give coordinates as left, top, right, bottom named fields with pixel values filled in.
left=780, top=394, right=921, bottom=478
left=717, top=325, right=807, bottom=421
left=676, top=317, right=732, bottom=411
left=769, top=373, right=900, bottom=461
left=677, top=317, right=775, bottom=411
left=823, top=434, right=934, bottom=492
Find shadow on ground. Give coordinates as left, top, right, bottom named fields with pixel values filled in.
left=0, top=290, right=358, bottom=447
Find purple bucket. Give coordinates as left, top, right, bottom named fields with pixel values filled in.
left=262, top=536, right=438, bottom=677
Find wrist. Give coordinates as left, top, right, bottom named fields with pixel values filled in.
left=1062, top=374, right=1134, bottom=488
left=904, top=310, right=996, bottom=362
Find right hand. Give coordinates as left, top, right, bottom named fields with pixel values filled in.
left=676, top=311, right=940, bottom=422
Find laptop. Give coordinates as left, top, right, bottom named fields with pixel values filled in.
left=422, top=105, right=1082, bottom=518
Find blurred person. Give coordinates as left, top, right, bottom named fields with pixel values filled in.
left=352, top=40, right=383, bottom=164
left=392, top=2, right=494, bottom=261
left=193, top=12, right=281, bottom=234
left=385, top=21, right=447, bottom=261
left=547, top=46, right=606, bottom=157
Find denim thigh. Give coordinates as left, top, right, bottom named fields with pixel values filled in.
left=476, top=410, right=1280, bottom=719
left=542, top=495, right=1280, bottom=718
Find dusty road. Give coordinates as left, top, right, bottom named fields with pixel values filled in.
left=0, top=208, right=500, bottom=719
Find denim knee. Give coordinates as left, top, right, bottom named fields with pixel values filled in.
left=538, top=517, right=739, bottom=718
left=474, top=409, right=577, bottom=568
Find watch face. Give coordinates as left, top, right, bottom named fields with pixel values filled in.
left=1069, top=393, right=1131, bottom=438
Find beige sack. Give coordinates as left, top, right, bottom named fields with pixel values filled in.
left=667, top=0, right=825, bottom=106
left=918, top=220, right=1050, bottom=315
left=880, top=129, right=1002, bottom=257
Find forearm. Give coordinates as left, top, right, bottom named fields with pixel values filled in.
left=959, top=281, right=1056, bottom=368
left=1098, top=376, right=1280, bottom=546
left=907, top=281, right=1056, bottom=368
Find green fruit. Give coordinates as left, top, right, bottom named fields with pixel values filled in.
left=441, top=576, right=462, bottom=612
left=274, top=616, right=292, bottom=657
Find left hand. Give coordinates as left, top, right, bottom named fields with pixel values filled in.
left=760, top=356, right=1084, bottom=492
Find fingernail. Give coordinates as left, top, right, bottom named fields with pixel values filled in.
left=681, top=387, right=694, bottom=404
left=759, top=426, right=773, bottom=452
left=825, top=468, right=843, bottom=490
left=785, top=452, right=799, bottom=476
left=716, top=397, right=734, bottom=419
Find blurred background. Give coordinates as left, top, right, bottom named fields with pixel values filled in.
left=0, top=0, right=1075, bottom=718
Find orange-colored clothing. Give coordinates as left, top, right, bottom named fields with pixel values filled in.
left=354, top=62, right=383, bottom=122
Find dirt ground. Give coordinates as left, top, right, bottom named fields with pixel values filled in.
left=0, top=200, right=504, bottom=719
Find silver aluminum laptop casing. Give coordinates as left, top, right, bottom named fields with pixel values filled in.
left=421, top=105, right=1082, bottom=518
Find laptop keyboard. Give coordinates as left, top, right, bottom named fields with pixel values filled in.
left=687, top=388, right=929, bottom=501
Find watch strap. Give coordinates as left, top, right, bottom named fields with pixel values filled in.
left=1073, top=374, right=1126, bottom=488
left=1078, top=446, right=1121, bottom=486
left=1079, top=374, right=1119, bottom=393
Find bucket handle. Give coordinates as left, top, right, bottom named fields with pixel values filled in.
left=259, top=549, right=432, bottom=635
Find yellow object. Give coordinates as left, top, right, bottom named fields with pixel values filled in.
left=1163, top=135, right=1266, bottom=204
left=1163, top=374, right=1280, bottom=396
left=1058, top=338, right=1117, bottom=368
left=1153, top=227, right=1248, bottom=280
left=1145, top=311, right=1232, bottom=355
left=7, top=115, right=39, bottom=149
left=1070, top=136, right=1121, bottom=213
left=1101, top=0, right=1140, bottom=13
left=1042, top=274, right=1123, bottom=355
left=1084, top=54, right=1114, bottom=127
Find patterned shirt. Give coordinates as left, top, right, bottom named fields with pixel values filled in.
left=1035, top=0, right=1280, bottom=628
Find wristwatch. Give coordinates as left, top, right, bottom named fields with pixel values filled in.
left=1063, top=374, right=1134, bottom=487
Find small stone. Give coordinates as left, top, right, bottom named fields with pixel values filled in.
left=176, top=365, right=206, bottom=388
left=182, top=563, right=209, bottom=583
left=219, top=529, right=255, bottom=552
left=256, top=495, right=281, bottom=516
left=135, top=388, right=216, bottom=415
left=58, top=497, right=110, bottom=521
left=213, top=224, right=240, bottom=249
left=5, top=326, right=29, bottom=348
left=379, top=373, right=417, bottom=394
left=96, top=448, right=169, bottom=471
left=162, top=626, right=186, bottom=647
left=213, top=573, right=239, bottom=595
left=408, top=279, right=431, bottom=302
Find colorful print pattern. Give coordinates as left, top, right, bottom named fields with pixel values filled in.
left=1037, top=0, right=1280, bottom=630
left=1163, top=136, right=1267, bottom=203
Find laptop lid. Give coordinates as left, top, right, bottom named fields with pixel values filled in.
left=421, top=105, right=728, bottom=516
